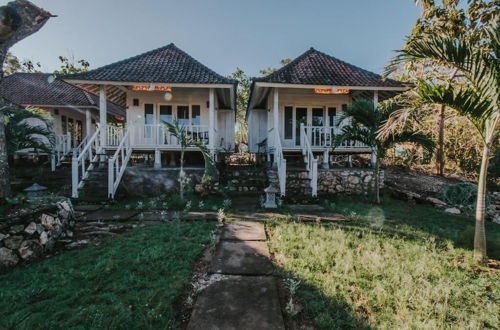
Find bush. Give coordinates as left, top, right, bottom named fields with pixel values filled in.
left=438, top=182, right=486, bottom=215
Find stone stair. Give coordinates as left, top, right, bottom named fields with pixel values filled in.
left=219, top=164, right=269, bottom=193
left=77, top=153, right=111, bottom=202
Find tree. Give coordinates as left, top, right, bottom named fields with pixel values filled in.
left=3, top=105, right=54, bottom=155
left=0, top=0, right=53, bottom=199
left=227, top=68, right=251, bottom=145
left=334, top=99, right=435, bottom=204
left=3, top=51, right=40, bottom=74
left=259, top=58, right=292, bottom=76
left=53, top=55, right=89, bottom=74
left=383, top=13, right=499, bottom=262
left=163, top=121, right=216, bottom=199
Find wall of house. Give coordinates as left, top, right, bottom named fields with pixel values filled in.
left=126, top=88, right=234, bottom=150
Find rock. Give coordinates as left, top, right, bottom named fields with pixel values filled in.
left=0, top=247, right=19, bottom=267
left=39, top=231, right=48, bottom=245
left=9, top=225, right=24, bottom=234
left=4, top=235, right=23, bottom=250
left=363, top=175, right=372, bottom=183
left=66, top=230, right=73, bottom=238
left=336, top=185, right=345, bottom=192
left=36, top=224, right=44, bottom=234
left=426, top=197, right=447, bottom=207
left=0, top=233, right=6, bottom=241
left=41, top=214, right=57, bottom=229
left=18, top=240, right=42, bottom=261
left=194, top=184, right=205, bottom=194
left=492, top=215, right=500, bottom=225
left=24, top=222, right=37, bottom=235
left=445, top=207, right=461, bottom=215
left=65, top=240, right=89, bottom=249
left=348, top=176, right=360, bottom=185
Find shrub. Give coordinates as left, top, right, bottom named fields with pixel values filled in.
left=438, top=182, right=487, bottom=215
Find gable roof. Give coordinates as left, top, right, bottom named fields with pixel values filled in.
left=253, top=47, right=405, bottom=87
left=0, top=73, right=125, bottom=116
left=63, top=43, right=236, bottom=85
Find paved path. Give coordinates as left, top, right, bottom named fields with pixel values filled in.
left=187, top=221, right=285, bottom=330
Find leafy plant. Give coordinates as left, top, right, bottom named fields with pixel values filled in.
left=439, top=182, right=489, bottom=215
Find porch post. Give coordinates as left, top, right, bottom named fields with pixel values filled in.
left=208, top=88, right=215, bottom=152
left=99, top=85, right=107, bottom=148
left=371, top=90, right=379, bottom=167
left=154, top=148, right=161, bottom=169
left=323, top=106, right=329, bottom=169
left=323, top=150, right=329, bottom=169
left=272, top=88, right=279, bottom=168
left=85, top=109, right=92, bottom=139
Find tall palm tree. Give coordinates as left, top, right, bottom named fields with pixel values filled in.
left=383, top=18, right=499, bottom=262
left=334, top=99, right=435, bottom=204
left=163, top=121, right=216, bottom=199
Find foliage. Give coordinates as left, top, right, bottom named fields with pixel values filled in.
left=334, top=99, right=435, bottom=203
left=268, top=195, right=500, bottom=329
left=259, top=58, right=293, bottom=76
left=438, top=182, right=490, bottom=215
left=0, top=222, right=215, bottom=328
left=163, top=120, right=216, bottom=198
left=226, top=68, right=251, bottom=144
left=53, top=55, right=90, bottom=74
left=2, top=104, right=54, bottom=156
left=2, top=51, right=41, bottom=75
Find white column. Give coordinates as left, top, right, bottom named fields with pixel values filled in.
left=208, top=88, right=215, bottom=152
left=371, top=90, right=379, bottom=167
left=85, top=109, right=92, bottom=139
left=99, top=85, right=107, bottom=148
left=154, top=148, right=161, bottom=169
left=272, top=88, right=279, bottom=167
left=323, top=150, right=329, bottom=169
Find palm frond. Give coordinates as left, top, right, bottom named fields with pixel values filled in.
left=383, top=131, right=435, bottom=156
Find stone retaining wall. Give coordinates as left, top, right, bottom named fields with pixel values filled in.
left=269, top=168, right=383, bottom=196
left=0, top=199, right=75, bottom=268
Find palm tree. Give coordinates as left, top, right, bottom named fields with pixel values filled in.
left=334, top=99, right=435, bottom=204
left=163, top=121, right=216, bottom=199
left=382, top=18, right=499, bottom=262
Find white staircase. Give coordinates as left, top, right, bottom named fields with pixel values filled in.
left=273, top=129, right=287, bottom=197
left=51, top=133, right=72, bottom=171
left=108, top=128, right=132, bottom=199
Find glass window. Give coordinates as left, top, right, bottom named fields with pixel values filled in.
left=328, top=107, right=337, bottom=126
left=159, top=105, right=172, bottom=124
left=191, top=105, right=201, bottom=125
left=177, top=106, right=189, bottom=126
left=61, top=115, right=67, bottom=134
left=144, top=104, right=154, bottom=125
left=284, top=106, right=293, bottom=139
left=312, top=108, right=324, bottom=126
left=295, top=107, right=307, bottom=145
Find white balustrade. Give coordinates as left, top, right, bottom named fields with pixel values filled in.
left=108, top=128, right=132, bottom=199
left=302, top=125, right=369, bottom=150
left=71, top=126, right=101, bottom=198
left=126, top=124, right=209, bottom=148
left=300, top=124, right=318, bottom=197
left=51, top=133, right=72, bottom=171
left=273, top=128, right=286, bottom=197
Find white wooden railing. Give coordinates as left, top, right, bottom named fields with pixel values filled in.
left=303, top=125, right=369, bottom=149
left=121, top=124, right=209, bottom=147
left=300, top=124, right=318, bottom=197
left=51, top=133, right=72, bottom=171
left=72, top=136, right=89, bottom=159
left=107, top=125, right=124, bottom=146
left=108, top=128, right=132, bottom=199
left=273, top=128, right=287, bottom=196
left=72, top=126, right=101, bottom=198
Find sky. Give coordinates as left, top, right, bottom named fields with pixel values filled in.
left=5, top=0, right=421, bottom=77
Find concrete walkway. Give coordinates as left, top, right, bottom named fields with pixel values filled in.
left=187, top=221, right=285, bottom=330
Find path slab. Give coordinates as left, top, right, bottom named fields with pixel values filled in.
left=210, top=241, right=274, bottom=275
left=78, top=210, right=138, bottom=222
left=187, top=276, right=285, bottom=330
left=221, top=221, right=266, bottom=241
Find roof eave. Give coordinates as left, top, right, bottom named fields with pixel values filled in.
left=253, top=81, right=410, bottom=91
left=62, top=79, right=236, bottom=89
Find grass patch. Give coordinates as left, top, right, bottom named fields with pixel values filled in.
left=0, top=222, right=215, bottom=329
left=268, top=196, right=500, bottom=329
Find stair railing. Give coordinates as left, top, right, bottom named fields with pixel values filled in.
left=72, top=135, right=89, bottom=159
left=108, top=128, right=132, bottom=199
left=300, top=123, right=318, bottom=197
left=51, top=133, right=72, bottom=171
left=273, top=128, right=287, bottom=196
left=72, top=126, right=101, bottom=198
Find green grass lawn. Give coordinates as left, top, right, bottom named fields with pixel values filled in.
left=268, top=196, right=500, bottom=329
left=0, top=222, right=215, bottom=330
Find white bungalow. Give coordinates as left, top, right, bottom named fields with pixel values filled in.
left=0, top=72, right=125, bottom=168
left=247, top=48, right=408, bottom=196
left=63, top=43, right=237, bottom=199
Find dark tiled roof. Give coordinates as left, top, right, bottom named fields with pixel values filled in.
left=63, top=43, right=236, bottom=85
left=0, top=73, right=125, bottom=116
left=254, top=48, right=404, bottom=87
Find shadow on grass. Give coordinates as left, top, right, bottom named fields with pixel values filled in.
left=323, top=192, right=500, bottom=260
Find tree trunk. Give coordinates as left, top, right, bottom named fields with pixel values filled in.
left=0, top=105, right=11, bottom=198
left=435, top=104, right=445, bottom=176
left=474, top=143, right=490, bottom=263
left=374, top=149, right=380, bottom=204
left=180, top=149, right=185, bottom=199
left=0, top=0, right=53, bottom=199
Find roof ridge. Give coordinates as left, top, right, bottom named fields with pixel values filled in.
left=258, top=48, right=316, bottom=81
